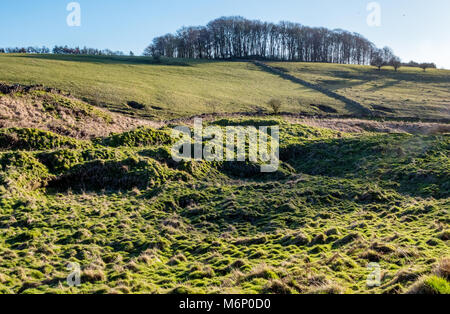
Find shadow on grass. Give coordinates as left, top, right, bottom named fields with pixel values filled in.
left=280, top=134, right=449, bottom=199
left=331, top=68, right=450, bottom=84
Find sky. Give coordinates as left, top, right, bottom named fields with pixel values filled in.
left=1, top=0, right=449, bottom=68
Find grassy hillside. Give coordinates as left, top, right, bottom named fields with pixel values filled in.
left=0, top=54, right=347, bottom=119
left=0, top=58, right=448, bottom=294
left=0, top=115, right=448, bottom=294
left=2, top=54, right=449, bottom=121
left=267, top=62, right=450, bottom=120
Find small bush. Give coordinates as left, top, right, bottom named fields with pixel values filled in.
left=127, top=101, right=145, bottom=110
left=268, top=98, right=282, bottom=115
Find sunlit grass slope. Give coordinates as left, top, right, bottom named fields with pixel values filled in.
left=267, top=62, right=450, bottom=120
left=0, top=54, right=346, bottom=119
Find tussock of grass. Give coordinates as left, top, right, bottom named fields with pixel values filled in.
left=407, top=275, right=450, bottom=294
left=0, top=119, right=448, bottom=294
left=96, top=127, right=174, bottom=148
left=0, top=128, right=83, bottom=151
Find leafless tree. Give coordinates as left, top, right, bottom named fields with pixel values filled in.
left=268, top=99, right=282, bottom=115
left=420, top=63, right=436, bottom=72
left=145, top=17, right=381, bottom=65
left=370, top=50, right=385, bottom=71
left=390, top=56, right=402, bottom=71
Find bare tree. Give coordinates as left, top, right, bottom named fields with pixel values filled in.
left=144, top=17, right=378, bottom=65
left=370, top=50, right=385, bottom=71
left=420, top=63, right=436, bottom=72
left=268, top=99, right=282, bottom=115
left=390, top=56, right=402, bottom=71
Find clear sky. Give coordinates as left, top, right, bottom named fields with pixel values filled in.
left=1, top=0, right=449, bottom=68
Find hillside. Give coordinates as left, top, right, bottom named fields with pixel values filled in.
left=0, top=54, right=346, bottom=120
left=0, top=58, right=448, bottom=295
left=0, top=84, right=158, bottom=138
left=267, top=62, right=450, bottom=120
left=1, top=54, right=449, bottom=121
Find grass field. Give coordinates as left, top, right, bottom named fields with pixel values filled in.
left=267, top=62, right=450, bottom=120
left=0, top=115, right=448, bottom=294
left=0, top=57, right=448, bottom=294
left=2, top=54, right=449, bottom=121
left=0, top=54, right=347, bottom=120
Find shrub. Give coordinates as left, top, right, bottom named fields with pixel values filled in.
left=268, top=98, right=282, bottom=115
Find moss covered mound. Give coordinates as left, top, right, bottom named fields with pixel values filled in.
left=0, top=128, right=84, bottom=151
left=0, top=119, right=448, bottom=294
left=96, top=127, right=174, bottom=148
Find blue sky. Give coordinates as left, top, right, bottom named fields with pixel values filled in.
left=1, top=0, right=449, bottom=68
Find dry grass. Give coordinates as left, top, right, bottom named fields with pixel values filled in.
left=81, top=268, right=106, bottom=283
left=0, top=94, right=161, bottom=139
left=160, top=113, right=449, bottom=135
left=434, top=258, right=450, bottom=280
left=286, top=117, right=450, bottom=135
left=308, top=282, right=345, bottom=294
left=4, top=89, right=445, bottom=140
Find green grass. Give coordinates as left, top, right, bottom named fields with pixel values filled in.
left=267, top=62, right=450, bottom=120
left=0, top=119, right=448, bottom=294
left=0, top=54, right=347, bottom=120
left=0, top=56, right=448, bottom=294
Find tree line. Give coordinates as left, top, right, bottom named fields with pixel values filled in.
left=0, top=46, right=128, bottom=56
left=144, top=16, right=439, bottom=71
left=144, top=16, right=379, bottom=64
left=370, top=47, right=437, bottom=72
left=0, top=47, right=51, bottom=54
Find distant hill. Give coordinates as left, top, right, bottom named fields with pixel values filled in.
left=1, top=54, right=449, bottom=121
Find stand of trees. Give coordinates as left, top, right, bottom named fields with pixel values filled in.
left=369, top=48, right=438, bottom=72
left=51, top=46, right=125, bottom=56
left=0, top=46, right=50, bottom=54
left=370, top=46, right=400, bottom=71
left=403, top=61, right=437, bottom=71
left=144, top=16, right=379, bottom=64
left=0, top=46, right=127, bottom=56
